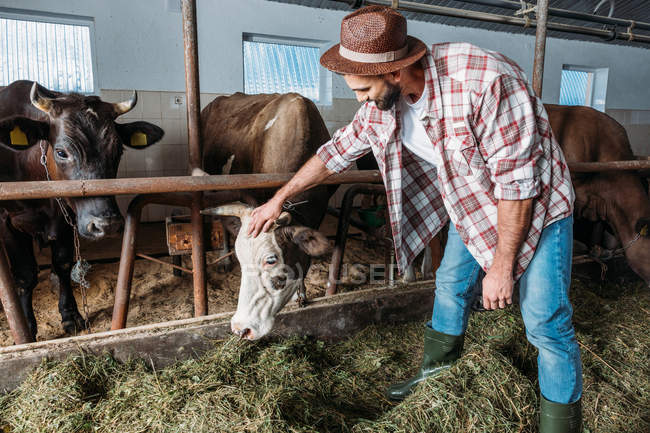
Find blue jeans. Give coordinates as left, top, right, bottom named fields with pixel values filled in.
left=431, top=216, right=582, bottom=404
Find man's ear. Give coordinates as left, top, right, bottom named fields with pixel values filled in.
left=116, top=121, right=164, bottom=149
left=278, top=226, right=331, bottom=257
left=0, top=116, right=49, bottom=150
left=385, top=70, right=401, bottom=83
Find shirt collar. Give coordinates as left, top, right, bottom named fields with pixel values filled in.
left=419, top=49, right=443, bottom=120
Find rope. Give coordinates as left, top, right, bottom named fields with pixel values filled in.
left=515, top=1, right=535, bottom=28
left=627, top=20, right=636, bottom=41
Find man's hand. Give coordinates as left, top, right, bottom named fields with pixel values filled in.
left=482, top=263, right=514, bottom=310
left=247, top=198, right=283, bottom=238
left=481, top=198, right=533, bottom=310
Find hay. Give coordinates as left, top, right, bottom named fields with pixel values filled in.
left=0, top=276, right=648, bottom=433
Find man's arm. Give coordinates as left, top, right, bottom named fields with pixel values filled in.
left=247, top=155, right=335, bottom=237
left=482, top=198, right=533, bottom=310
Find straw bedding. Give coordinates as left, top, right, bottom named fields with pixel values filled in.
left=0, top=275, right=647, bottom=433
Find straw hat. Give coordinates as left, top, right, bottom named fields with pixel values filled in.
left=320, top=5, right=427, bottom=76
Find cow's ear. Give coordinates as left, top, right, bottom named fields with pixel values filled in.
left=219, top=216, right=242, bottom=238
left=279, top=226, right=331, bottom=257
left=116, top=121, right=164, bottom=149
left=635, top=218, right=650, bottom=237
left=0, top=116, right=49, bottom=150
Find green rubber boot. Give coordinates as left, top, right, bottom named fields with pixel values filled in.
left=386, top=325, right=464, bottom=401
left=540, top=395, right=582, bottom=433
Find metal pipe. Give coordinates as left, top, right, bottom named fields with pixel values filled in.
left=111, top=196, right=144, bottom=330
left=331, top=0, right=650, bottom=44
left=181, top=0, right=207, bottom=318
left=0, top=241, right=33, bottom=344
left=326, top=184, right=386, bottom=295
left=568, top=160, right=650, bottom=172
left=181, top=0, right=203, bottom=172
left=0, top=171, right=383, bottom=201
left=4, top=158, right=650, bottom=203
left=136, top=253, right=193, bottom=274
left=532, top=0, right=549, bottom=97
left=190, top=191, right=207, bottom=316
left=456, top=0, right=650, bottom=32
left=112, top=193, right=197, bottom=330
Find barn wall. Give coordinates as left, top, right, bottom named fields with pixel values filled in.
left=2, top=0, right=649, bottom=219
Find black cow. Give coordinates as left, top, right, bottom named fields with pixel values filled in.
left=0, top=80, right=164, bottom=340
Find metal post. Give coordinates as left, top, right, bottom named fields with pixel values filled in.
left=532, top=0, right=549, bottom=97
left=181, top=0, right=207, bottom=317
left=0, top=241, right=33, bottom=344
left=327, top=184, right=386, bottom=295
left=111, top=199, right=143, bottom=330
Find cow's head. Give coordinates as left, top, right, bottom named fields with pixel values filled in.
left=4, top=82, right=164, bottom=239
left=203, top=202, right=331, bottom=340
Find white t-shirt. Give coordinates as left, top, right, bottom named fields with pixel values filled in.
left=398, top=86, right=437, bottom=166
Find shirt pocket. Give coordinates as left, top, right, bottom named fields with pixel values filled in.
left=447, top=135, right=493, bottom=192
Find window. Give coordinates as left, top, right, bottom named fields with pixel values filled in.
left=559, top=65, right=608, bottom=112
left=243, top=34, right=331, bottom=104
left=0, top=11, right=96, bottom=93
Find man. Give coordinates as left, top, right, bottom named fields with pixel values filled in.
left=247, top=5, right=582, bottom=432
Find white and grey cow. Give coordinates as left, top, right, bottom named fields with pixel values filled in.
left=203, top=202, right=330, bottom=340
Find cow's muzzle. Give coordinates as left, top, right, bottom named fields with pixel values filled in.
left=231, top=322, right=256, bottom=340
left=83, top=215, right=124, bottom=239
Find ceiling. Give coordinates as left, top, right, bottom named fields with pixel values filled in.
left=270, top=0, right=650, bottom=49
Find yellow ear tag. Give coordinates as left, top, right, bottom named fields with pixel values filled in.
left=640, top=225, right=648, bottom=237
left=130, top=131, right=148, bottom=147
left=10, top=126, right=29, bottom=146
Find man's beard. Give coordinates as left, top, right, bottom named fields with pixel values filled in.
left=374, top=82, right=401, bottom=111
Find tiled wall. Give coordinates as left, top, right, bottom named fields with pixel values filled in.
left=605, top=109, right=650, bottom=156
left=100, top=89, right=223, bottom=221
left=101, top=90, right=362, bottom=221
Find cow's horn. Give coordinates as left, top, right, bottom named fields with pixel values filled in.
left=113, top=90, right=138, bottom=116
left=201, top=202, right=253, bottom=218
left=30, top=82, right=54, bottom=113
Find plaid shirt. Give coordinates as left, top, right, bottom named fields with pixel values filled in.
left=318, top=42, right=574, bottom=280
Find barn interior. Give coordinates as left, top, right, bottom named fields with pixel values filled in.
left=0, top=1, right=648, bottom=432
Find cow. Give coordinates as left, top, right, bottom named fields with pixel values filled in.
left=200, top=92, right=335, bottom=339
left=546, top=104, right=650, bottom=286
left=0, top=80, right=164, bottom=340
left=203, top=101, right=650, bottom=341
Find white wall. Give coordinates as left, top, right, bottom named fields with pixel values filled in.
left=3, top=0, right=650, bottom=109
left=2, top=0, right=649, bottom=219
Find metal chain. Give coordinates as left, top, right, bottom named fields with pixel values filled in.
left=39, top=143, right=91, bottom=331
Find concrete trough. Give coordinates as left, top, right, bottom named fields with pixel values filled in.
left=0, top=282, right=434, bottom=392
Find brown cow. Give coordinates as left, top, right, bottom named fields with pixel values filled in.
left=201, top=92, right=335, bottom=339
left=0, top=80, right=164, bottom=339
left=546, top=104, right=650, bottom=285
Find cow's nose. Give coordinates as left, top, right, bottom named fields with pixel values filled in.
left=231, top=323, right=254, bottom=340
left=86, top=217, right=123, bottom=238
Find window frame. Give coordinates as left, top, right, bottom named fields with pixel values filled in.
left=559, top=64, right=609, bottom=112
left=242, top=32, right=332, bottom=105
left=0, top=7, right=99, bottom=94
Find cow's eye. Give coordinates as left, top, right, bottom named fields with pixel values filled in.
left=265, top=256, right=277, bottom=265
left=55, top=149, right=69, bottom=159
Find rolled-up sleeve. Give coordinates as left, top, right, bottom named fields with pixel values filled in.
left=473, top=74, right=542, bottom=200
left=317, top=104, right=372, bottom=173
